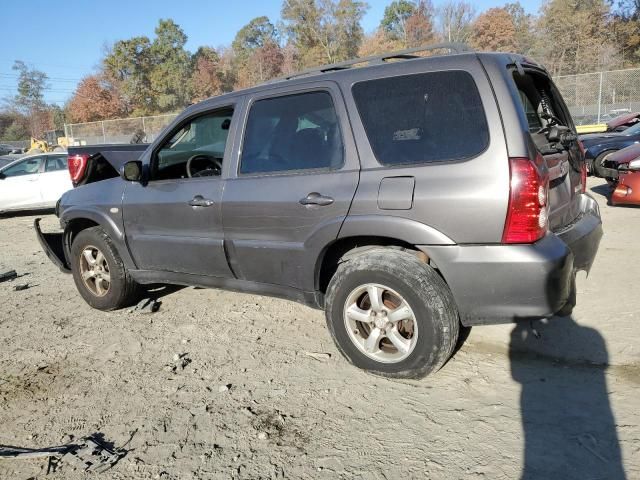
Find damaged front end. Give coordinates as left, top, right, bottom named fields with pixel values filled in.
left=611, top=169, right=640, bottom=206
left=598, top=146, right=640, bottom=206
left=34, top=218, right=70, bottom=273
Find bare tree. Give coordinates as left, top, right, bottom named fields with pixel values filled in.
left=436, top=1, right=476, bottom=44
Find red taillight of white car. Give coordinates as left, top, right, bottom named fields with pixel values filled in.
left=67, top=154, right=89, bottom=184
left=502, top=156, right=550, bottom=244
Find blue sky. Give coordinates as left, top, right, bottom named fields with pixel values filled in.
left=1, top=0, right=541, bottom=105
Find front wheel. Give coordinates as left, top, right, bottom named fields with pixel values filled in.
left=70, top=226, right=140, bottom=310
left=593, top=150, right=617, bottom=178
left=324, top=248, right=459, bottom=379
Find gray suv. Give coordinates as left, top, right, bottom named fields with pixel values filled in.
left=37, top=44, right=602, bottom=378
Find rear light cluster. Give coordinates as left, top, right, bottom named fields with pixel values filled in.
left=580, top=161, right=587, bottom=194
left=502, top=156, right=550, bottom=244
left=578, top=140, right=587, bottom=193
left=68, top=154, right=89, bottom=184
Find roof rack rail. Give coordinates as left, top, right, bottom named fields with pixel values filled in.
left=276, top=42, right=473, bottom=82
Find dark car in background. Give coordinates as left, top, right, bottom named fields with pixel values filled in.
left=581, top=122, right=640, bottom=175
left=0, top=143, right=24, bottom=155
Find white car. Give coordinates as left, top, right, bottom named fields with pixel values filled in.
left=0, top=152, right=72, bottom=214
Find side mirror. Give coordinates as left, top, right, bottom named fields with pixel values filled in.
left=121, top=160, right=143, bottom=182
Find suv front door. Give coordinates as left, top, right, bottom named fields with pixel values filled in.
left=222, top=83, right=360, bottom=291
left=122, top=105, right=239, bottom=277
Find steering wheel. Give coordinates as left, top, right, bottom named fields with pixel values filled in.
left=186, top=154, right=222, bottom=178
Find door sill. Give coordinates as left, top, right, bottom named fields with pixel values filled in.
left=129, top=269, right=323, bottom=309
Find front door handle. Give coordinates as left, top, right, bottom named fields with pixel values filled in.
left=189, top=195, right=215, bottom=207
left=299, top=192, right=334, bottom=206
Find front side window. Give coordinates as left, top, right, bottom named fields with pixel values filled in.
left=240, top=91, right=344, bottom=174
left=2, top=156, right=43, bottom=177
left=352, top=71, right=489, bottom=166
left=153, top=108, right=234, bottom=180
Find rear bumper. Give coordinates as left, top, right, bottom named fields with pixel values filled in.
left=34, top=218, right=70, bottom=273
left=421, top=194, right=603, bottom=326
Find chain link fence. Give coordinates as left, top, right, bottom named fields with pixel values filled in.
left=554, top=68, right=640, bottom=126
left=63, top=68, right=640, bottom=145
left=64, top=113, right=178, bottom=146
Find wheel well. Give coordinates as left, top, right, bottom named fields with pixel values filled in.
left=64, top=218, right=99, bottom=250
left=316, top=236, right=420, bottom=294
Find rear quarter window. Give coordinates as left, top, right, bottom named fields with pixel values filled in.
left=352, top=70, right=489, bottom=166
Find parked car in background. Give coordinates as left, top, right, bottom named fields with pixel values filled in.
left=0, top=143, right=24, bottom=155
left=36, top=47, right=601, bottom=379
left=0, top=152, right=72, bottom=214
left=580, top=122, right=640, bottom=175
left=596, top=143, right=640, bottom=206
left=575, top=112, right=640, bottom=135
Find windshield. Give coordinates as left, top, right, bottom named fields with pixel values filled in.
left=623, top=123, right=640, bottom=136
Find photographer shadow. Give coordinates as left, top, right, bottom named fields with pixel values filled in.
left=510, top=316, right=626, bottom=480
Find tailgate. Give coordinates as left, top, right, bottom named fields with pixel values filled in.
left=513, top=69, right=585, bottom=231
left=544, top=151, right=583, bottom=230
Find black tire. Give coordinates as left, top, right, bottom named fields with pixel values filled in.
left=324, top=248, right=460, bottom=379
left=70, top=226, right=140, bottom=310
left=593, top=150, right=617, bottom=178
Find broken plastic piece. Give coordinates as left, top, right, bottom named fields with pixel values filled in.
left=0, top=433, right=126, bottom=473
left=0, top=270, right=17, bottom=283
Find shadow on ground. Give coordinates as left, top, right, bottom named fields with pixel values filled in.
left=590, top=182, right=611, bottom=201
left=509, top=316, right=626, bottom=480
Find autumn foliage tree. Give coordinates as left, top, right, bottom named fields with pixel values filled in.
left=190, top=47, right=224, bottom=103
left=470, top=8, right=518, bottom=52
left=68, top=75, right=126, bottom=123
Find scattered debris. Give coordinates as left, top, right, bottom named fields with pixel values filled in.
left=218, top=384, right=231, bottom=393
left=0, top=270, right=17, bottom=283
left=165, top=353, right=191, bottom=373
left=304, top=352, right=332, bottom=362
left=0, top=433, right=126, bottom=474
left=13, top=283, right=30, bottom=291
left=134, top=298, right=161, bottom=314
left=257, top=432, right=268, bottom=441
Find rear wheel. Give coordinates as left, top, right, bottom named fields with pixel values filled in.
left=70, top=227, right=140, bottom=310
left=324, top=248, right=459, bottom=379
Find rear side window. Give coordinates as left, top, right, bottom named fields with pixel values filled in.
left=352, top=71, right=489, bottom=166
left=45, top=155, right=67, bottom=172
left=240, top=91, right=344, bottom=174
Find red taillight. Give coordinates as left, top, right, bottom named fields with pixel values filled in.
left=68, top=154, right=89, bottom=184
left=502, top=156, right=549, bottom=244
left=580, top=161, right=587, bottom=193
left=578, top=140, right=587, bottom=193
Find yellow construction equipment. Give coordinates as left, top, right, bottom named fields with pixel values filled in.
left=26, top=130, right=69, bottom=153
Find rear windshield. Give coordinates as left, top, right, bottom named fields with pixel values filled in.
left=352, top=71, right=489, bottom=166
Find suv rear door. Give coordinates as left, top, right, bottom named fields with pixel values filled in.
left=222, top=82, right=360, bottom=291
left=511, top=67, right=585, bottom=231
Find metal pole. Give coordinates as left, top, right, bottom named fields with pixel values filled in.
left=597, top=71, right=603, bottom=123
left=102, top=121, right=106, bottom=143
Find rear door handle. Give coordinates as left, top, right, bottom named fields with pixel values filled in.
left=299, top=192, right=334, bottom=206
left=189, top=195, right=215, bottom=207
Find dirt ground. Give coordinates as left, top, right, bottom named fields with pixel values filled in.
left=0, top=177, right=638, bottom=480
